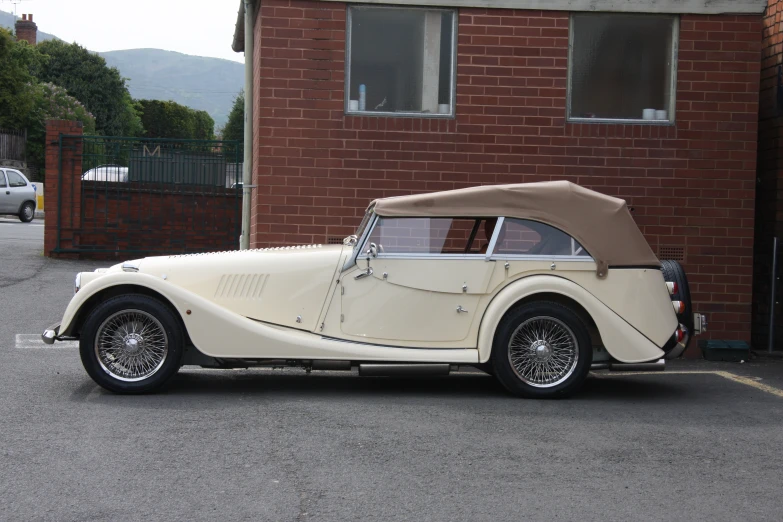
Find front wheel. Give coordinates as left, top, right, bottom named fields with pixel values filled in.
left=491, top=301, right=592, bottom=399
left=79, top=295, right=184, bottom=393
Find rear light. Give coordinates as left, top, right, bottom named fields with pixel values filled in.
left=666, top=281, right=678, bottom=295
left=672, top=301, right=685, bottom=314
left=675, top=328, right=685, bottom=343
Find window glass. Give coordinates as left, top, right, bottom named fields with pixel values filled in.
left=0, top=172, right=6, bottom=188
left=366, top=217, right=489, bottom=254
left=495, top=219, right=590, bottom=257
left=6, top=170, right=27, bottom=187
left=569, top=14, right=676, bottom=122
left=347, top=7, right=455, bottom=116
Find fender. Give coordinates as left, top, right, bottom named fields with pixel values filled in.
left=477, top=275, right=665, bottom=364
left=59, top=272, right=479, bottom=363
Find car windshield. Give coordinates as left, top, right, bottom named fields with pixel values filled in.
left=346, top=206, right=374, bottom=249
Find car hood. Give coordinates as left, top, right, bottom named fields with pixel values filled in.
left=121, top=245, right=348, bottom=331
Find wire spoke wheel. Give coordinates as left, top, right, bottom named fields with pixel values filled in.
left=508, top=316, right=579, bottom=388
left=94, top=309, right=169, bottom=382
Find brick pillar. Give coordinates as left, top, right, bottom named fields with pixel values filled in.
left=44, top=120, right=83, bottom=258
left=14, top=14, right=37, bottom=45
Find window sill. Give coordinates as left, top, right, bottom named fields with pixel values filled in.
left=568, top=117, right=675, bottom=126
left=345, top=110, right=455, bottom=119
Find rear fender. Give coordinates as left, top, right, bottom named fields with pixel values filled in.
left=477, top=275, right=665, bottom=364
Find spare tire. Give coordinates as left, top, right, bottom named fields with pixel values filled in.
left=661, top=260, right=693, bottom=343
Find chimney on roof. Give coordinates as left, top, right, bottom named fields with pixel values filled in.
left=15, top=14, right=37, bottom=46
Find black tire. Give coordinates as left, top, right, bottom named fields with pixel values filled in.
left=79, top=294, right=184, bottom=393
left=491, top=301, right=592, bottom=399
left=661, top=260, right=693, bottom=339
left=18, top=201, right=35, bottom=223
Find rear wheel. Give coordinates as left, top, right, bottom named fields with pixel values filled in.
left=18, top=201, right=34, bottom=222
left=79, top=295, right=184, bottom=393
left=661, top=260, right=693, bottom=344
left=491, top=301, right=592, bottom=399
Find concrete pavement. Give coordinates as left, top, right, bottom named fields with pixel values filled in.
left=1, top=218, right=782, bottom=521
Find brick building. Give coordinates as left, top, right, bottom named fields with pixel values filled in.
left=231, top=0, right=766, bottom=348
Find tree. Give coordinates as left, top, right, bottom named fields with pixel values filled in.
left=25, top=82, right=97, bottom=171
left=222, top=90, right=244, bottom=143
left=0, top=29, right=35, bottom=130
left=35, top=39, right=142, bottom=137
left=137, top=99, right=215, bottom=140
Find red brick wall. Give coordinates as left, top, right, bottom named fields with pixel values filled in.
left=754, top=0, right=783, bottom=349
left=252, top=1, right=762, bottom=345
left=43, top=120, right=241, bottom=259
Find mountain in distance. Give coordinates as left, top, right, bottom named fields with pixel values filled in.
left=101, top=49, right=243, bottom=128
left=0, top=9, right=57, bottom=41
left=0, top=10, right=243, bottom=128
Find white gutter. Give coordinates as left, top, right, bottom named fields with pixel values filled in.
left=240, top=0, right=254, bottom=250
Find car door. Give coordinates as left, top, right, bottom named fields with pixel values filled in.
left=4, top=170, right=30, bottom=213
left=0, top=170, right=11, bottom=213
left=340, top=217, right=496, bottom=344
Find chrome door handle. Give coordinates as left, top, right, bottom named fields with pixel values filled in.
left=354, top=267, right=373, bottom=280
left=456, top=306, right=468, bottom=313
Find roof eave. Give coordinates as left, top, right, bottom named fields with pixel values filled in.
left=232, top=1, right=245, bottom=53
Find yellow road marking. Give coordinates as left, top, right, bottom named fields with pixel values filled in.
left=595, top=370, right=783, bottom=399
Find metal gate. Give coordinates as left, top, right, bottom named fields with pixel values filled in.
left=53, top=135, right=242, bottom=257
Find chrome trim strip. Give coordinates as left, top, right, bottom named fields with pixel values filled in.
left=485, top=216, right=505, bottom=261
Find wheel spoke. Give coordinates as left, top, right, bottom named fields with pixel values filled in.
left=94, top=309, right=169, bottom=382
left=507, top=315, right=579, bottom=388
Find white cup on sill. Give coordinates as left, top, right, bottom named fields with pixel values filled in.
left=642, top=108, right=656, bottom=120
left=348, top=100, right=359, bottom=111
left=438, top=104, right=450, bottom=114
left=655, top=110, right=668, bottom=121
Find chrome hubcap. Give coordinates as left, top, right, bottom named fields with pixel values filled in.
left=94, top=310, right=168, bottom=382
left=508, top=316, right=578, bottom=388
left=23, top=206, right=32, bottom=219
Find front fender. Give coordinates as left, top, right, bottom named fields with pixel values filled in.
left=477, top=275, right=665, bottom=364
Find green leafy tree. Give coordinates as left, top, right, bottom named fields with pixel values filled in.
left=137, top=99, right=215, bottom=140
left=0, top=29, right=35, bottom=129
left=221, top=90, right=244, bottom=143
left=35, top=39, right=142, bottom=137
left=25, top=82, right=97, bottom=170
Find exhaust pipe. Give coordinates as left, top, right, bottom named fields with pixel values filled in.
left=591, top=358, right=665, bottom=372
left=358, top=364, right=451, bottom=377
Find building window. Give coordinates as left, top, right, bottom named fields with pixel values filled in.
left=568, top=14, right=678, bottom=124
left=346, top=6, right=456, bottom=117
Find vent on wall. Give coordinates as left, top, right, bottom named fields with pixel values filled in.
left=327, top=237, right=343, bottom=245
left=658, top=246, right=685, bottom=262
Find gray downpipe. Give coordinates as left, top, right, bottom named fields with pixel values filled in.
left=240, top=0, right=255, bottom=250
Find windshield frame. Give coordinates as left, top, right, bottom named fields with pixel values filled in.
left=341, top=206, right=377, bottom=272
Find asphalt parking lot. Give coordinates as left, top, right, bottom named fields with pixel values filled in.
left=1, top=216, right=782, bottom=521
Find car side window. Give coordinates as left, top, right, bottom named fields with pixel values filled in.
left=495, top=218, right=590, bottom=257
left=0, top=172, right=6, bottom=188
left=365, top=217, right=491, bottom=255
left=6, top=170, right=27, bottom=187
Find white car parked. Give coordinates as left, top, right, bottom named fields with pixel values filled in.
left=81, top=165, right=129, bottom=183
left=43, top=181, right=705, bottom=397
left=0, top=168, right=36, bottom=222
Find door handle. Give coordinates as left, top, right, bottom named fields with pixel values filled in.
left=456, top=305, right=469, bottom=313
left=354, top=267, right=373, bottom=280
left=5, top=191, right=9, bottom=195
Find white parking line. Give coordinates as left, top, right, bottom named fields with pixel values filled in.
left=15, top=334, right=78, bottom=349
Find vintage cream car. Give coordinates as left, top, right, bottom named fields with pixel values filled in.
left=43, top=181, right=704, bottom=398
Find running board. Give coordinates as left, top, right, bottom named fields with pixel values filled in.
left=591, top=359, right=665, bottom=372
left=358, top=363, right=452, bottom=377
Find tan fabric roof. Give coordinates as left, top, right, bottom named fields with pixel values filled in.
left=371, top=181, right=659, bottom=276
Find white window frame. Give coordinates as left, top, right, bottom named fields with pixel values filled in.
left=344, top=5, right=458, bottom=119
left=566, top=13, right=679, bottom=125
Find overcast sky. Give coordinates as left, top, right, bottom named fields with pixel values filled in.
left=2, top=0, right=244, bottom=62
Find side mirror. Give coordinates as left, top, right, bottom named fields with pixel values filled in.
left=366, top=242, right=378, bottom=258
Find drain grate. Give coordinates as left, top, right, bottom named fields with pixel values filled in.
left=658, top=246, right=685, bottom=261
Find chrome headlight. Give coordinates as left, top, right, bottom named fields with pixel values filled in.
left=74, top=273, right=82, bottom=294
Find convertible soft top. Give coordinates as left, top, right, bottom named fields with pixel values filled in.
left=371, top=181, right=659, bottom=276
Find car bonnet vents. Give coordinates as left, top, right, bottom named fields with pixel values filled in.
left=168, top=244, right=324, bottom=259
